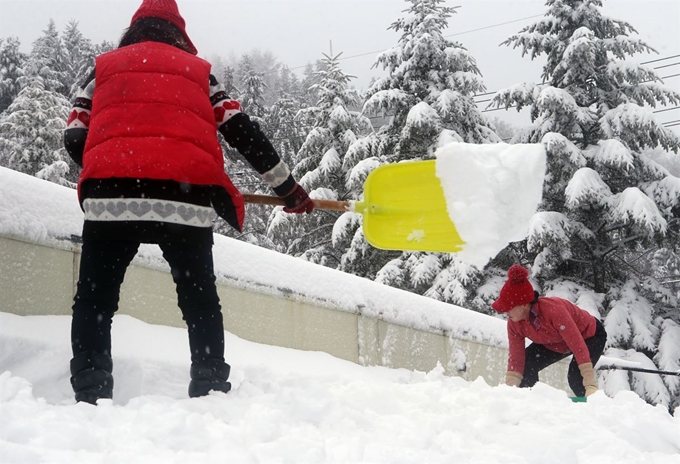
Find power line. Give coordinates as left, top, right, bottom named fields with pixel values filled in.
left=653, top=62, right=680, bottom=70
left=641, top=54, right=680, bottom=65
left=259, top=53, right=680, bottom=132
left=289, top=13, right=546, bottom=70
left=654, top=106, right=680, bottom=114
left=443, top=14, right=545, bottom=38
left=481, top=106, right=513, bottom=114
left=463, top=58, right=679, bottom=107
left=472, top=66, right=680, bottom=103
left=482, top=104, right=680, bottom=116
left=282, top=5, right=678, bottom=83
left=472, top=90, right=498, bottom=98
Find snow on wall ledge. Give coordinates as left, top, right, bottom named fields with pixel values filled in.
left=0, top=166, right=507, bottom=348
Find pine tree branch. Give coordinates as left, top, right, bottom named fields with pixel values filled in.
left=601, top=234, right=643, bottom=260
left=593, top=220, right=609, bottom=235
left=602, top=222, right=629, bottom=234
left=627, top=247, right=657, bottom=264
left=319, top=250, right=342, bottom=266
left=556, top=271, right=596, bottom=288
left=306, top=238, right=336, bottom=251
left=565, top=256, right=595, bottom=265
left=288, top=237, right=337, bottom=257
left=612, top=253, right=649, bottom=278
left=285, top=223, right=336, bottom=254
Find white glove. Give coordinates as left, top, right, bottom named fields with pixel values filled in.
left=579, top=362, right=598, bottom=397
left=505, top=371, right=523, bottom=387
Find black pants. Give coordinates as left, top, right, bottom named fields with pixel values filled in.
left=71, top=239, right=224, bottom=364
left=519, top=320, right=607, bottom=396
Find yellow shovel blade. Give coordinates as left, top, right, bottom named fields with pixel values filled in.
left=358, top=160, right=465, bottom=253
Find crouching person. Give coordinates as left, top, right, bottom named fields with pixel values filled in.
left=65, top=0, right=313, bottom=404
left=491, top=264, right=607, bottom=398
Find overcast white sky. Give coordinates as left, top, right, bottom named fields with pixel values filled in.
left=1, top=0, right=679, bottom=129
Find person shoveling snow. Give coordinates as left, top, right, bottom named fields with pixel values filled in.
left=63, top=0, right=313, bottom=405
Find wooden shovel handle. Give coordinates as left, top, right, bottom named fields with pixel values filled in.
left=242, top=194, right=351, bottom=212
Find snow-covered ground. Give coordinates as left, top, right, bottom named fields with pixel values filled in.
left=1, top=312, right=679, bottom=464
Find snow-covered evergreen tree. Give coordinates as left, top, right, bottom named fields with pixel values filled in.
left=363, top=0, right=498, bottom=161
left=490, top=117, right=519, bottom=142
left=489, top=0, right=680, bottom=409
left=267, top=66, right=307, bottom=167
left=21, top=20, right=69, bottom=97
left=222, top=65, right=239, bottom=100
left=212, top=136, right=277, bottom=248
left=268, top=53, right=373, bottom=265
left=0, top=77, right=70, bottom=181
left=93, top=40, right=116, bottom=56
left=213, top=56, right=310, bottom=249
left=0, top=37, right=27, bottom=112
left=59, top=20, right=97, bottom=186
left=214, top=56, right=275, bottom=248
left=238, top=55, right=268, bottom=121
left=300, top=61, right=323, bottom=107
left=62, top=20, right=95, bottom=100
left=339, top=0, right=500, bottom=299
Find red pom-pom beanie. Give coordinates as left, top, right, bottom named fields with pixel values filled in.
left=130, top=0, right=197, bottom=55
left=491, top=264, right=535, bottom=313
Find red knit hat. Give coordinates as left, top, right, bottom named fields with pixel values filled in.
left=130, top=0, right=197, bottom=55
left=491, top=264, right=535, bottom=313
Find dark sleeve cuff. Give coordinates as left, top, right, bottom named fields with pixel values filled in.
left=64, top=128, right=87, bottom=167
left=272, top=174, right=296, bottom=197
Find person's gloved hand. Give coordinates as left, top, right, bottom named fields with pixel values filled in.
left=584, top=385, right=598, bottom=397
left=505, top=371, right=523, bottom=387
left=281, top=182, right=314, bottom=214
left=579, top=362, right=598, bottom=397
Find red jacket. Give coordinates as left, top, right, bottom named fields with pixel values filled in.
left=80, top=41, right=244, bottom=229
left=507, top=297, right=598, bottom=374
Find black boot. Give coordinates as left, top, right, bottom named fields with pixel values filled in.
left=70, top=351, right=114, bottom=405
left=188, top=359, right=231, bottom=398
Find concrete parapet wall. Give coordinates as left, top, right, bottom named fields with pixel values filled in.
left=0, top=235, right=571, bottom=392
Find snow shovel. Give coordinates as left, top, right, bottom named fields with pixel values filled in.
left=243, top=160, right=466, bottom=253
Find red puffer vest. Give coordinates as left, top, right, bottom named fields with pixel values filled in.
left=80, top=41, right=244, bottom=229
